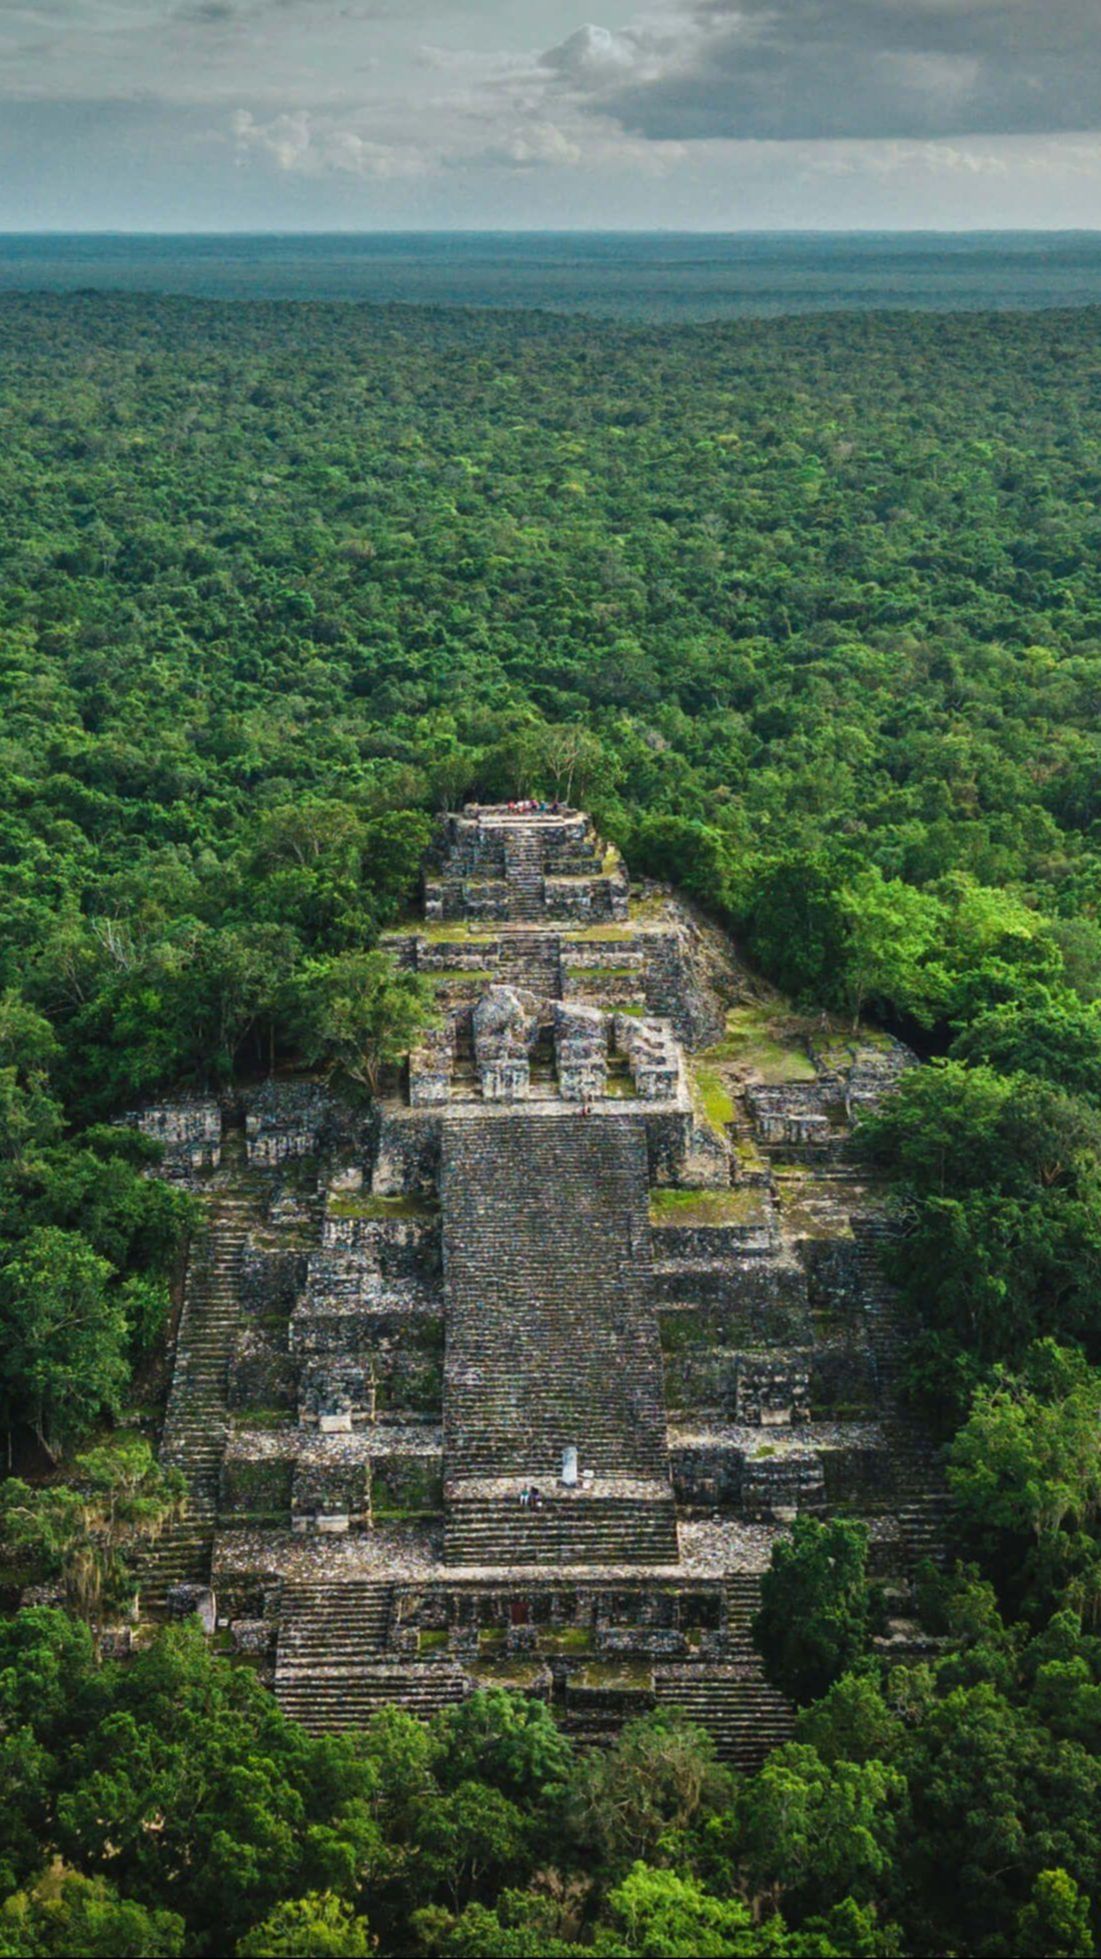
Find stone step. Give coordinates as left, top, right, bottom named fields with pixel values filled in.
left=275, top=1664, right=470, bottom=1733
left=444, top=1491, right=679, bottom=1568
left=141, top=1145, right=260, bottom=1616
left=276, top=1580, right=395, bottom=1666
left=653, top=1666, right=795, bottom=1770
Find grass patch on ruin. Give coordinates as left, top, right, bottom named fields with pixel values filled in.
left=562, top=924, right=637, bottom=943
left=691, top=1063, right=736, bottom=1130
left=777, top=1191, right=856, bottom=1242
left=474, top=1660, right=546, bottom=1688
left=574, top=1661, right=655, bottom=1691
left=649, top=1187, right=769, bottom=1227
left=387, top=921, right=499, bottom=945
left=628, top=893, right=670, bottom=922
left=326, top=1192, right=438, bottom=1221
left=542, top=1627, right=592, bottom=1654
left=704, top=1005, right=818, bottom=1083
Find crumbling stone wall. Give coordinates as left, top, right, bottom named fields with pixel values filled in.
left=127, top=1098, right=222, bottom=1178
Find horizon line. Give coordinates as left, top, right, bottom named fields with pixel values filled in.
left=3, top=225, right=1101, bottom=240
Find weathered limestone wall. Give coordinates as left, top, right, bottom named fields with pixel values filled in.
left=127, top=1097, right=222, bottom=1177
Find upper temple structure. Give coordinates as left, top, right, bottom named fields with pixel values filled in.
left=136, top=806, right=941, bottom=1765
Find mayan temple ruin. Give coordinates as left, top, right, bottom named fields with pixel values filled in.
left=137, top=807, right=945, bottom=1767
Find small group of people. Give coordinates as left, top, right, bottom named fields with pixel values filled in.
left=518, top=1485, right=545, bottom=1509
left=503, top=798, right=562, bottom=815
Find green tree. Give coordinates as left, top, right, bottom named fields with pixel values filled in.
left=733, top=1745, right=905, bottom=1920
left=432, top=1688, right=574, bottom=1806
left=744, top=856, right=848, bottom=1004
left=899, top=1681, right=1101, bottom=1953
left=836, top=867, right=945, bottom=1028
left=0, top=1438, right=185, bottom=1622
left=753, top=1519, right=882, bottom=1705
left=290, top=951, right=432, bottom=1095
left=952, top=997, right=1101, bottom=1101
left=0, top=1227, right=124, bottom=1457
left=565, top=1710, right=730, bottom=1871
left=604, top=1861, right=768, bottom=1958
left=1014, top=1868, right=1094, bottom=1958
left=0, top=990, right=62, bottom=1161
left=0, top=1869, right=184, bottom=1959
left=236, top=1892, right=372, bottom=1958
left=412, top=1779, right=528, bottom=1911
left=947, top=1343, right=1101, bottom=1612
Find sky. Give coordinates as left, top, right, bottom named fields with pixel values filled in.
left=3, top=1, right=1101, bottom=230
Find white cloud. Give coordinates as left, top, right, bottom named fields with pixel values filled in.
left=232, top=106, right=424, bottom=175
left=490, top=121, right=584, bottom=169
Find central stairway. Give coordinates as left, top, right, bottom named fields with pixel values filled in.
left=497, top=930, right=562, bottom=999
left=440, top=1113, right=679, bottom=1566
left=503, top=829, right=545, bottom=920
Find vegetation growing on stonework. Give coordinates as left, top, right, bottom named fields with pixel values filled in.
left=2, top=293, right=1101, bottom=1951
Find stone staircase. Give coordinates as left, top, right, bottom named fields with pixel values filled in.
left=653, top=1665, right=795, bottom=1771
left=497, top=930, right=562, bottom=998
left=851, top=1213, right=907, bottom=1391
left=274, top=1582, right=475, bottom=1734
left=849, top=1215, right=952, bottom=1571
left=644, top=1578, right=795, bottom=1771
left=723, top=1572, right=766, bottom=1659
left=277, top=1660, right=470, bottom=1733
left=141, top=1156, right=258, bottom=1612
left=277, top=1578, right=395, bottom=1669
left=445, top=1485, right=678, bottom=1567
left=274, top=1575, right=472, bottom=1731
left=274, top=1579, right=397, bottom=1727
left=504, top=830, right=545, bottom=921
left=440, top=1113, right=678, bottom=1565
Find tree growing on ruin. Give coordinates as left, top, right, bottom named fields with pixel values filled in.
left=289, top=951, right=434, bottom=1096
left=0, top=1438, right=185, bottom=1624
left=753, top=1518, right=883, bottom=1705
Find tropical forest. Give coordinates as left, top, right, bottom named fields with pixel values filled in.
left=0, top=290, right=1100, bottom=1957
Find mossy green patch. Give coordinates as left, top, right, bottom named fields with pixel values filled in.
left=705, top=1004, right=818, bottom=1083
left=326, top=1193, right=437, bottom=1221
left=473, top=1660, right=545, bottom=1688
left=650, top=1186, right=768, bottom=1226
left=542, top=1627, right=592, bottom=1653
left=232, top=1406, right=293, bottom=1430
left=562, top=924, right=636, bottom=943
left=389, top=921, right=498, bottom=945
left=574, top=1660, right=655, bottom=1690
left=692, top=1063, right=736, bottom=1129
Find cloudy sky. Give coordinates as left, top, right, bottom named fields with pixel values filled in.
left=3, top=1, right=1101, bottom=228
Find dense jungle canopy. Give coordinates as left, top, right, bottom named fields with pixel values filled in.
left=2, top=294, right=1101, bottom=1956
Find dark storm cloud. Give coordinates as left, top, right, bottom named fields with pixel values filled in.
left=597, top=0, right=1101, bottom=142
